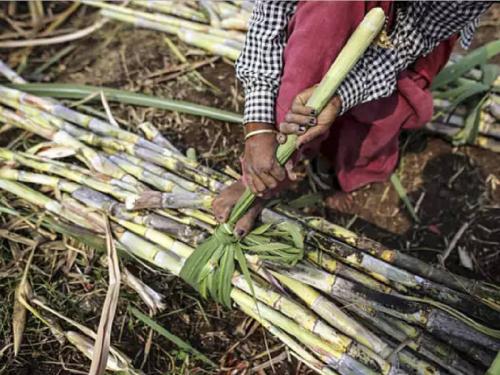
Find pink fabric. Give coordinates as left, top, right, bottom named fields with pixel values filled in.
left=274, top=1, right=456, bottom=192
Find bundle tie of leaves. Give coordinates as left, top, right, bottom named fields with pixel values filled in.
left=180, top=221, right=304, bottom=308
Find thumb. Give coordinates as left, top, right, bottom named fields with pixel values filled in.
left=296, top=85, right=317, bottom=106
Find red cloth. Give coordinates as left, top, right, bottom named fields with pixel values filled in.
left=275, top=1, right=456, bottom=192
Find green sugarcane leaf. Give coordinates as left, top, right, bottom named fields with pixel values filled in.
left=452, top=95, right=488, bottom=146
left=433, top=83, right=475, bottom=100
left=199, top=276, right=209, bottom=299
left=129, top=307, right=216, bottom=368
left=445, top=82, right=489, bottom=115
left=288, top=192, right=323, bottom=209
left=482, top=64, right=500, bottom=87
left=242, top=243, right=292, bottom=253
left=390, top=174, right=419, bottom=223
left=180, top=236, right=219, bottom=291
left=217, top=245, right=234, bottom=307
left=8, top=83, right=244, bottom=124
left=234, top=245, right=255, bottom=299
left=432, top=40, right=500, bottom=90
left=206, top=268, right=217, bottom=302
left=277, top=222, right=304, bottom=250
left=244, top=234, right=271, bottom=245
left=198, top=244, right=225, bottom=282
left=250, top=223, right=273, bottom=235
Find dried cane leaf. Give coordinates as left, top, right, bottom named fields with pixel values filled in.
left=89, top=215, right=121, bottom=375
left=13, top=245, right=36, bottom=356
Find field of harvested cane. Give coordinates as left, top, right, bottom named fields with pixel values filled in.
left=1, top=2, right=500, bottom=375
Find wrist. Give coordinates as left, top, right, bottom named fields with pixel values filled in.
left=244, top=122, right=275, bottom=136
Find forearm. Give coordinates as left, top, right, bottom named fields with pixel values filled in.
left=236, top=0, right=298, bottom=125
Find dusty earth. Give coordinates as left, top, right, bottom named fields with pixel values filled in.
left=0, top=3, right=499, bottom=375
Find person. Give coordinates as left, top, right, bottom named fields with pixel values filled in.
left=212, top=1, right=491, bottom=238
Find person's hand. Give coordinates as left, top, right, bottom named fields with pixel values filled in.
left=279, top=86, right=342, bottom=147
left=242, top=122, right=294, bottom=196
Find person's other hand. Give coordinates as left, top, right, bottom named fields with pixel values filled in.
left=279, top=86, right=342, bottom=147
left=242, top=122, right=294, bottom=196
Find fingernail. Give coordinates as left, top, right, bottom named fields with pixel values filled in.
left=309, top=118, right=316, bottom=126
left=310, top=109, right=317, bottom=116
left=236, top=229, right=245, bottom=237
left=218, top=215, right=224, bottom=221
left=298, top=126, right=306, bottom=134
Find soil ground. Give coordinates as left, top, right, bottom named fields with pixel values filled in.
left=0, top=3, right=499, bottom=375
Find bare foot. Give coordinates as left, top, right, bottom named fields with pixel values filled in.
left=325, top=191, right=354, bottom=213
left=212, top=180, right=264, bottom=238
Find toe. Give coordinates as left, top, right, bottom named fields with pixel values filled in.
left=234, top=200, right=264, bottom=238
left=212, top=180, right=246, bottom=223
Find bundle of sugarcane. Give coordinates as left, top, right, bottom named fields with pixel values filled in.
left=2, top=12, right=500, bottom=375
left=3, top=84, right=500, bottom=374
left=82, top=0, right=250, bottom=61
left=2, top=100, right=500, bottom=375
left=427, top=41, right=500, bottom=152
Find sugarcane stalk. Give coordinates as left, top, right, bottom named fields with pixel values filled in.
left=112, top=152, right=202, bottom=192
left=68, top=183, right=206, bottom=243
left=272, top=262, right=500, bottom=350
left=264, top=207, right=500, bottom=308
left=84, top=0, right=245, bottom=43
left=0, top=148, right=136, bottom=202
left=270, top=273, right=443, bottom=375
left=0, top=178, right=102, bottom=232
left=232, top=274, right=391, bottom=374
left=0, top=102, right=138, bottom=184
left=383, top=312, right=495, bottom=369
left=130, top=0, right=208, bottom=23
left=348, top=306, right=483, bottom=375
left=232, top=289, right=378, bottom=375
left=138, top=121, right=181, bottom=155
left=0, top=59, right=27, bottom=83
left=426, top=122, right=500, bottom=153
left=239, top=305, right=339, bottom=375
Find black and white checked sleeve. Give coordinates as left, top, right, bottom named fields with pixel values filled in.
left=336, top=2, right=491, bottom=114
left=236, top=0, right=298, bottom=125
